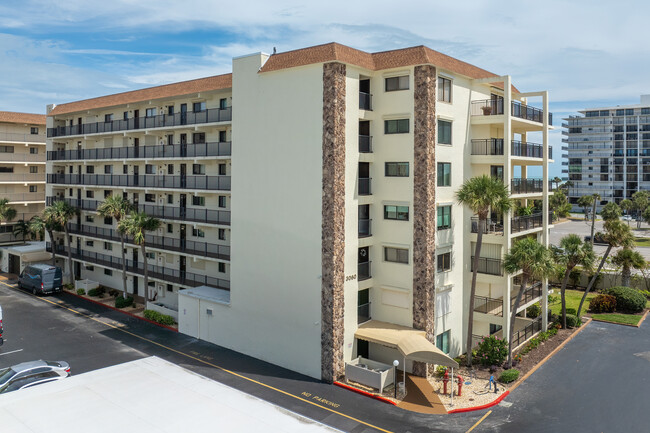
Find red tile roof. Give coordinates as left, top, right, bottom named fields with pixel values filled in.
left=0, top=111, right=46, bottom=125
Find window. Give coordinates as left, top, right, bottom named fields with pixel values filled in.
left=192, top=196, right=205, bottom=206
left=192, top=228, right=205, bottom=238
left=437, top=252, right=451, bottom=272
left=218, top=262, right=226, bottom=273
left=0, top=146, right=14, bottom=153
left=626, top=109, right=634, bottom=115
left=166, top=164, right=174, bottom=174
left=220, top=98, right=228, bottom=109
left=437, top=77, right=451, bottom=102
left=438, top=119, right=452, bottom=144
left=384, top=247, right=409, bottom=264
left=104, top=242, right=112, bottom=251
left=28, top=185, right=37, bottom=193
left=436, top=330, right=450, bottom=354
left=218, top=228, right=226, bottom=240
left=104, top=114, right=114, bottom=122
left=0, top=166, right=13, bottom=173
left=85, top=215, right=94, bottom=223
left=123, top=111, right=129, bottom=120
left=167, top=284, right=173, bottom=292
left=384, top=119, right=409, bottom=134
left=104, top=216, right=113, bottom=225
left=29, top=166, right=38, bottom=173
left=385, top=75, right=409, bottom=92
left=146, top=252, right=155, bottom=259
left=437, top=162, right=451, bottom=186
left=385, top=162, right=409, bottom=177
left=86, top=165, right=94, bottom=174
left=104, top=268, right=112, bottom=276
left=167, top=106, right=174, bottom=116
left=437, top=206, right=451, bottom=230
left=145, top=194, right=155, bottom=203
left=167, top=224, right=173, bottom=234
left=218, top=164, right=227, bottom=175
left=193, top=102, right=206, bottom=112
left=384, top=205, right=409, bottom=221
left=30, top=127, right=38, bottom=135
left=219, top=130, right=227, bottom=142
left=145, top=164, right=154, bottom=174
left=104, top=190, right=111, bottom=198
left=104, top=165, right=112, bottom=174
left=192, top=164, right=205, bottom=175
left=218, top=196, right=226, bottom=208
left=167, top=194, right=173, bottom=204
left=193, top=132, right=206, bottom=144
left=86, top=240, right=94, bottom=247
left=86, top=190, right=94, bottom=198
left=123, top=165, right=128, bottom=174
left=145, top=108, right=157, bottom=117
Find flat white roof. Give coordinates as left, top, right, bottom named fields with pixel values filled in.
left=0, top=357, right=340, bottom=433
left=1, top=241, right=46, bottom=254
left=179, top=285, right=231, bottom=305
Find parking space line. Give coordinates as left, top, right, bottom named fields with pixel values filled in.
left=0, top=281, right=394, bottom=433
left=0, top=349, right=23, bottom=356
left=466, top=410, right=491, bottom=433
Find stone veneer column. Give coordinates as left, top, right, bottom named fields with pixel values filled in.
left=321, top=61, right=346, bottom=383
left=412, top=64, right=437, bottom=377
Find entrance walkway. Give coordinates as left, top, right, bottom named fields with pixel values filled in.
left=396, top=372, right=447, bottom=414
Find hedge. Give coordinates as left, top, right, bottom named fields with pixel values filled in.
left=602, top=287, right=646, bottom=313
left=76, top=288, right=86, bottom=296
left=499, top=369, right=520, bottom=383
left=115, top=296, right=134, bottom=309
left=87, top=286, right=106, bottom=297
left=589, top=294, right=616, bottom=313
left=143, top=309, right=176, bottom=326
left=565, top=314, right=581, bottom=328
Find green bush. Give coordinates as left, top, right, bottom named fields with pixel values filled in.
left=87, top=286, right=106, bottom=297
left=566, top=308, right=577, bottom=316
left=108, top=288, right=120, bottom=298
left=115, top=296, right=134, bottom=309
left=435, top=365, right=448, bottom=377
left=64, top=283, right=74, bottom=290
left=565, top=314, right=581, bottom=328
left=499, top=369, right=520, bottom=383
left=589, top=294, right=617, bottom=313
left=602, top=287, right=646, bottom=313
left=143, top=309, right=176, bottom=326
left=76, top=288, right=86, bottom=296
left=639, top=290, right=650, bottom=299
left=474, top=335, right=508, bottom=367
left=526, top=303, right=542, bottom=318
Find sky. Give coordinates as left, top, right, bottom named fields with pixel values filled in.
left=1, top=0, right=649, bottom=179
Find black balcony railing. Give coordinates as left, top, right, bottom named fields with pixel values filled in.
left=473, top=295, right=503, bottom=316
left=511, top=280, right=543, bottom=308
left=471, top=139, right=504, bottom=155
left=358, top=302, right=371, bottom=324
left=47, top=197, right=230, bottom=226
left=470, top=256, right=503, bottom=276
left=64, top=223, right=230, bottom=261
left=358, top=177, right=371, bottom=196
left=358, top=218, right=372, bottom=238
left=511, top=317, right=543, bottom=348
left=471, top=99, right=552, bottom=125
left=47, top=142, right=231, bottom=161
left=470, top=217, right=504, bottom=235
left=511, top=212, right=543, bottom=233
left=358, top=261, right=371, bottom=281
left=46, top=243, right=229, bottom=290
left=511, top=178, right=544, bottom=194
left=47, top=174, right=231, bottom=191
left=359, top=135, right=372, bottom=153
left=511, top=140, right=552, bottom=159
left=47, top=107, right=232, bottom=138
left=359, top=92, right=372, bottom=110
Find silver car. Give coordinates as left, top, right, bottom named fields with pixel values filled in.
left=0, top=360, right=70, bottom=394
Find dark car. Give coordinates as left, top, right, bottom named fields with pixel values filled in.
left=18, top=264, right=63, bottom=295
left=584, top=234, right=608, bottom=245
left=0, top=360, right=70, bottom=394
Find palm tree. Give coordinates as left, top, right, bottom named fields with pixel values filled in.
left=28, top=216, right=45, bottom=242
left=589, top=193, right=600, bottom=246
left=97, top=196, right=132, bottom=299
left=42, top=207, right=62, bottom=266
left=503, top=238, right=555, bottom=368
left=553, top=177, right=562, bottom=190
left=117, top=212, right=160, bottom=304
left=456, top=175, right=512, bottom=367
left=620, top=199, right=633, bottom=223
left=611, top=248, right=645, bottom=287
left=577, top=220, right=634, bottom=317
left=48, top=200, right=78, bottom=283
left=0, top=198, right=17, bottom=226
left=632, top=191, right=649, bottom=228
left=12, top=219, right=31, bottom=243
left=600, top=202, right=621, bottom=222
left=553, top=235, right=594, bottom=328
left=577, top=195, right=593, bottom=221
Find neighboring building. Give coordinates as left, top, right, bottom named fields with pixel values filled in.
left=564, top=94, right=650, bottom=211
left=46, top=43, right=552, bottom=381
left=0, top=111, right=46, bottom=244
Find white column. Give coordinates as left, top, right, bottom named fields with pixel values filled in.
left=541, top=90, right=550, bottom=330
left=503, top=76, right=513, bottom=339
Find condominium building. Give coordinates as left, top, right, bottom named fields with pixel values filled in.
left=0, top=111, right=46, bottom=243
left=46, top=43, right=552, bottom=381
left=564, top=95, right=650, bottom=211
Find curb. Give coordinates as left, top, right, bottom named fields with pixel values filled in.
left=447, top=390, right=509, bottom=414
left=333, top=381, right=397, bottom=406
left=63, top=290, right=178, bottom=333
left=638, top=309, right=649, bottom=327
left=591, top=309, right=648, bottom=328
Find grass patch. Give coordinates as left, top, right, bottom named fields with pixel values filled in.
left=549, top=289, right=597, bottom=316
left=591, top=313, right=642, bottom=326
left=634, top=237, right=650, bottom=247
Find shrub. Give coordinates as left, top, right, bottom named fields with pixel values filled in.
left=589, top=294, right=617, bottom=313
left=474, top=335, right=508, bottom=367
left=526, top=303, right=542, bottom=318
left=115, top=296, right=134, bottom=309
left=602, top=287, right=646, bottom=313
left=87, top=286, right=106, bottom=297
left=108, top=288, right=120, bottom=298
left=565, top=314, right=581, bottom=328
left=566, top=308, right=577, bottom=316
left=143, top=309, right=176, bottom=326
left=76, top=288, right=86, bottom=296
left=435, top=365, right=448, bottom=377
left=639, top=290, right=650, bottom=299
left=64, top=283, right=74, bottom=290
left=499, top=369, right=520, bottom=383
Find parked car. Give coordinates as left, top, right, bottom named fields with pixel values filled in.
left=18, top=264, right=63, bottom=295
left=622, top=215, right=633, bottom=221
left=0, top=371, right=66, bottom=394
left=0, top=360, right=70, bottom=394
left=584, top=234, right=608, bottom=245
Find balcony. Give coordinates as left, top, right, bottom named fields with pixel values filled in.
left=359, top=92, right=372, bottom=111
left=471, top=99, right=552, bottom=125
left=471, top=139, right=504, bottom=156
left=359, top=135, right=372, bottom=153
left=6, top=192, right=45, bottom=203
left=511, top=279, right=543, bottom=307
left=46, top=243, right=229, bottom=290
left=470, top=256, right=503, bottom=276
left=0, top=173, right=44, bottom=183
left=473, top=295, right=503, bottom=316
left=358, top=302, right=371, bottom=324
left=510, top=317, right=543, bottom=348
left=47, top=197, right=230, bottom=226
left=358, top=177, right=372, bottom=196
left=511, top=140, right=552, bottom=159
left=0, top=153, right=45, bottom=163
left=511, top=212, right=548, bottom=233
left=358, top=261, right=371, bottom=281
left=47, top=174, right=231, bottom=191
left=470, top=217, right=504, bottom=235
left=511, top=178, right=544, bottom=194
left=358, top=218, right=372, bottom=238
left=47, top=107, right=232, bottom=138
left=64, top=223, right=230, bottom=261
left=0, top=132, right=45, bottom=143
left=47, top=142, right=231, bottom=161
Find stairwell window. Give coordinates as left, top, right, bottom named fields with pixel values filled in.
left=437, top=252, right=451, bottom=272
left=437, top=162, right=451, bottom=186
left=385, top=162, right=409, bottom=177
left=437, top=205, right=451, bottom=230
left=384, top=205, right=409, bottom=221
left=437, top=77, right=452, bottom=103
left=436, top=330, right=450, bottom=354
left=385, top=75, right=409, bottom=92
left=384, top=247, right=409, bottom=264
left=438, top=119, right=452, bottom=144
left=384, top=119, right=409, bottom=134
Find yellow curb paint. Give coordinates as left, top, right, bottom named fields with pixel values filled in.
left=465, top=410, right=492, bottom=433
left=637, top=309, right=649, bottom=328
left=0, top=281, right=394, bottom=433
left=509, top=319, right=592, bottom=393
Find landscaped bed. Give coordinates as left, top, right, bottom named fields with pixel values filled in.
left=591, top=313, right=643, bottom=326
